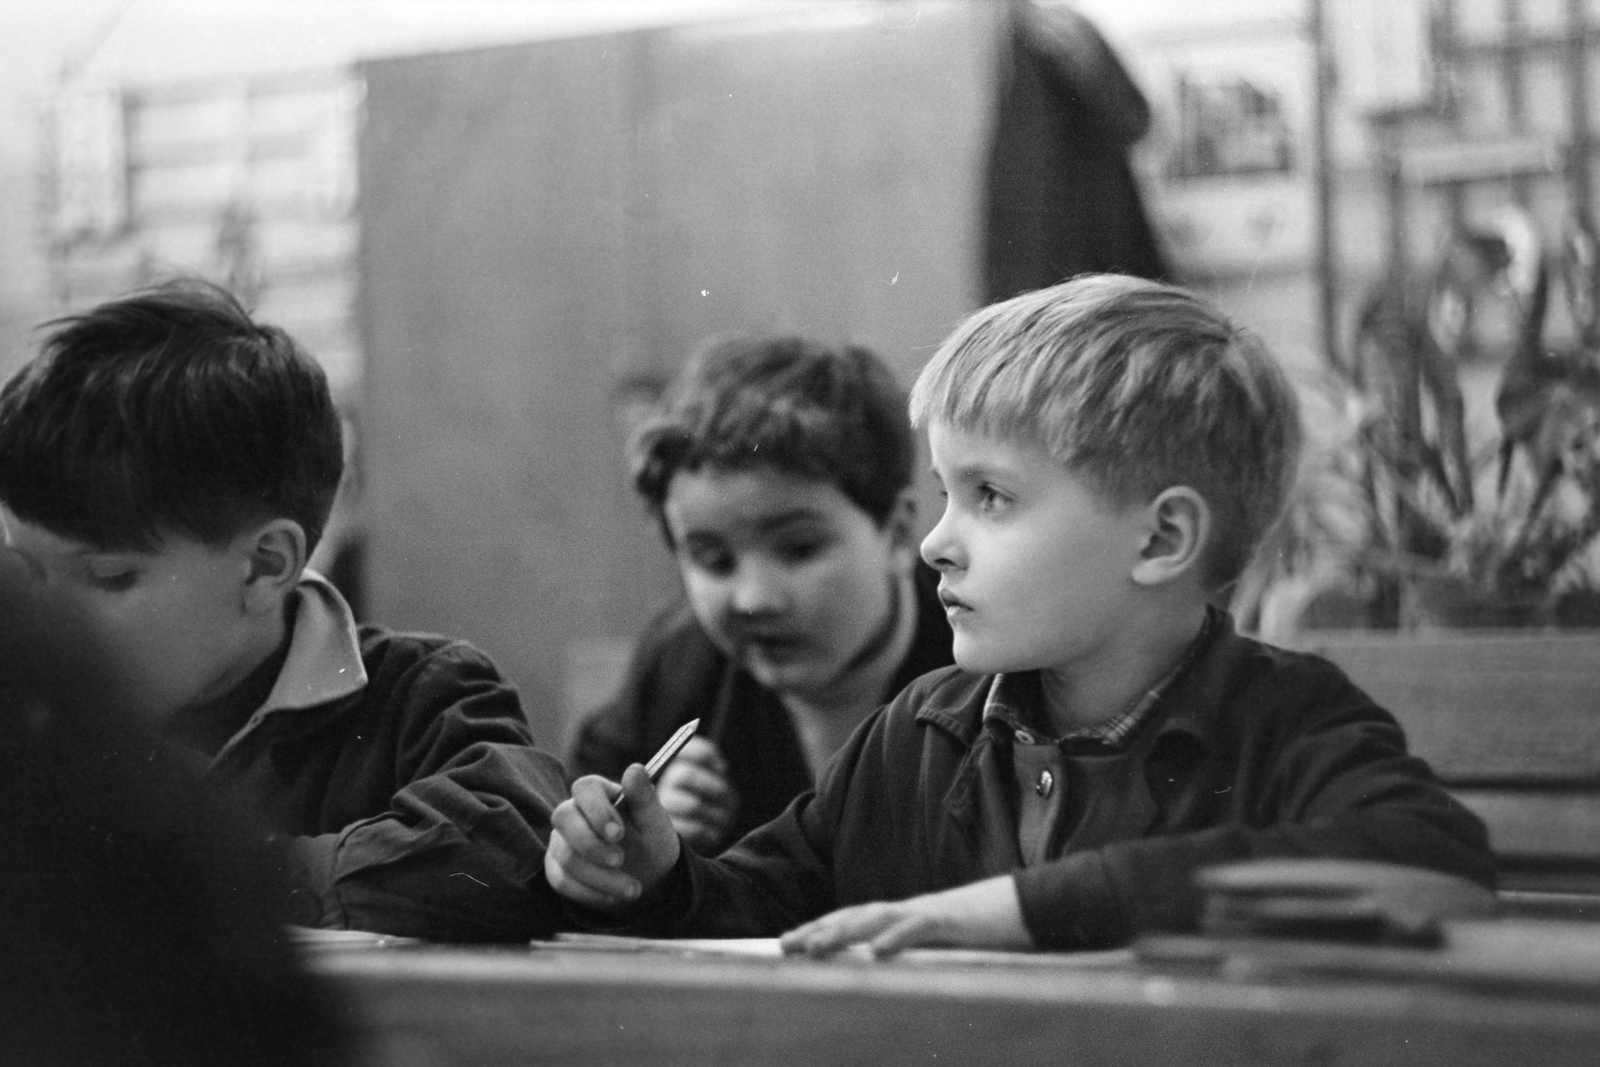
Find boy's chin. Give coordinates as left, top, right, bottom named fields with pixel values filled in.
left=951, top=635, right=1051, bottom=676
left=951, top=644, right=1015, bottom=676
left=740, top=655, right=826, bottom=696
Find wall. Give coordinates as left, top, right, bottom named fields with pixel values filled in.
left=358, top=2, right=997, bottom=745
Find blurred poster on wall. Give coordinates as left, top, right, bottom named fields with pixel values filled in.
left=1133, top=21, right=1315, bottom=279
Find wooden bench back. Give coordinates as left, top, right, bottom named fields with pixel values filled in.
left=1306, top=631, right=1600, bottom=889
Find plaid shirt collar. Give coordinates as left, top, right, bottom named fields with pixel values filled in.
left=982, top=609, right=1219, bottom=751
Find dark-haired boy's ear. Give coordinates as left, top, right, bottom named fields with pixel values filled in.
left=1131, top=487, right=1209, bottom=587
left=240, top=519, right=307, bottom=615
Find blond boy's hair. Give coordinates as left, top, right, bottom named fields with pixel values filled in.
left=909, top=274, right=1301, bottom=589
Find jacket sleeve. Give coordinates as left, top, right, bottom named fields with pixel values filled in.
left=285, top=642, right=571, bottom=942
left=604, top=708, right=893, bottom=939
left=1012, top=664, right=1496, bottom=950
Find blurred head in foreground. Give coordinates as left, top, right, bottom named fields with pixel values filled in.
left=0, top=519, right=352, bottom=1065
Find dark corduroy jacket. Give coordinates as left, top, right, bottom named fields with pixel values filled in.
left=569, top=564, right=953, bottom=852
left=192, top=605, right=570, bottom=941
left=630, top=614, right=1495, bottom=949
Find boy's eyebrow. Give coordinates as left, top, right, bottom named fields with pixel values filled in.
left=67, top=545, right=131, bottom=559
left=941, top=460, right=1000, bottom=485
left=677, top=507, right=830, bottom=542
left=750, top=507, right=832, bottom=537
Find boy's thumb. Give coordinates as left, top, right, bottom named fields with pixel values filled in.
left=618, top=763, right=659, bottom=812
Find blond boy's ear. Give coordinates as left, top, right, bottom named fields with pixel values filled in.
left=1131, top=487, right=1210, bottom=587
left=239, top=518, right=307, bottom=615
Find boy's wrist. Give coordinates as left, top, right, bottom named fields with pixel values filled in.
left=573, top=841, right=693, bottom=932
left=947, top=875, right=1034, bottom=949
left=640, top=838, right=694, bottom=915
left=1012, top=851, right=1128, bottom=950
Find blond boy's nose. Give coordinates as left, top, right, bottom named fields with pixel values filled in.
left=920, top=521, right=959, bottom=571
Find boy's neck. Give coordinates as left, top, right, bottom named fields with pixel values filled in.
left=780, top=567, right=919, bottom=773
left=1037, top=600, right=1209, bottom=737
left=166, top=609, right=295, bottom=758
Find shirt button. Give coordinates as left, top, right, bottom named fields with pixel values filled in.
left=1035, top=769, right=1054, bottom=798
left=1015, top=729, right=1035, bottom=745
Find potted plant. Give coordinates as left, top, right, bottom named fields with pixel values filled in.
left=1237, top=211, right=1600, bottom=639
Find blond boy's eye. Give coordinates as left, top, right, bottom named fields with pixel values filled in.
left=975, top=483, right=1019, bottom=516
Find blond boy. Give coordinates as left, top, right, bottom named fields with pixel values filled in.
left=544, top=275, right=1493, bottom=953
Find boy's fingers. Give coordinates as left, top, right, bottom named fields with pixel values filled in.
left=544, top=857, right=638, bottom=909
left=658, top=787, right=733, bottom=827
left=658, top=764, right=736, bottom=811
left=544, top=829, right=640, bottom=905
left=781, top=904, right=895, bottom=958
left=675, top=736, right=729, bottom=777
left=670, top=815, right=725, bottom=852
left=551, top=795, right=625, bottom=867
left=618, top=763, right=669, bottom=824
left=570, top=774, right=626, bottom=843
left=868, top=915, right=935, bottom=959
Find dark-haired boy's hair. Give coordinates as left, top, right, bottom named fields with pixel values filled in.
left=0, top=278, right=343, bottom=554
left=631, top=335, right=913, bottom=540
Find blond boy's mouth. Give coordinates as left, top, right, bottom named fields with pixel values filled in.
left=938, top=589, right=973, bottom=616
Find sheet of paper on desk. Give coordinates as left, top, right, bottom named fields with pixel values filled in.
left=547, top=932, right=1134, bottom=968
left=286, top=925, right=423, bottom=949
left=552, top=933, right=785, bottom=956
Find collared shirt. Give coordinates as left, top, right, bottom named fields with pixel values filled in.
left=171, top=569, right=571, bottom=940
left=167, top=571, right=368, bottom=764
left=209, top=570, right=368, bottom=769
left=982, top=610, right=1218, bottom=864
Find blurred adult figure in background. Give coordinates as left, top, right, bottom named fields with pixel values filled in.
left=984, top=0, right=1170, bottom=301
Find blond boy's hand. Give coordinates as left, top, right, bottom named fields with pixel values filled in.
left=656, top=735, right=739, bottom=852
left=779, top=875, right=1035, bottom=958
left=543, top=767, right=681, bottom=910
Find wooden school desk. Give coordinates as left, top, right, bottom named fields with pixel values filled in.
left=307, top=925, right=1600, bottom=1067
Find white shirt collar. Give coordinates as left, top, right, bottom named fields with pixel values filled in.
left=257, top=569, right=368, bottom=714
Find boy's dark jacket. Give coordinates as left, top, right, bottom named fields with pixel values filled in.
left=631, top=613, right=1496, bottom=949
left=191, top=622, right=569, bottom=942
left=569, top=564, right=952, bottom=851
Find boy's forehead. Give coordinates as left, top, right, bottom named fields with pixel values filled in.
left=0, top=506, right=157, bottom=559
left=667, top=465, right=861, bottom=524
left=2, top=511, right=101, bottom=557
left=926, top=421, right=1052, bottom=467
left=675, top=463, right=843, bottom=500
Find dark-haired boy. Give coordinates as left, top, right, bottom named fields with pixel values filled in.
left=0, top=279, right=566, bottom=942
left=569, top=335, right=952, bottom=854
left=545, top=275, right=1494, bottom=954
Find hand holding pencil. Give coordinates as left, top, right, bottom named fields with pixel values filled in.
left=545, top=720, right=698, bottom=910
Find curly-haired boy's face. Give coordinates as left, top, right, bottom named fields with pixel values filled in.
left=921, top=422, right=1147, bottom=676
left=663, top=467, right=912, bottom=702
left=0, top=507, right=264, bottom=722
